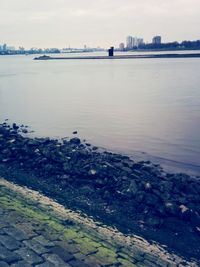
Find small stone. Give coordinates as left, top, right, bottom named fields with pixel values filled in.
left=0, top=262, right=9, bottom=267
left=0, top=234, right=21, bottom=251
left=23, top=239, right=49, bottom=255
left=0, top=244, right=22, bottom=263
left=15, top=247, right=43, bottom=265
left=89, top=169, right=97, bottom=175
left=70, top=138, right=81, bottom=145
left=11, top=261, right=32, bottom=267
left=50, top=245, right=74, bottom=262
left=43, top=253, right=70, bottom=267
left=32, top=235, right=55, bottom=247
left=3, top=227, right=28, bottom=241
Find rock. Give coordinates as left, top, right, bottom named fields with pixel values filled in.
left=146, top=217, right=163, bottom=227
left=126, top=180, right=138, bottom=196
left=80, top=186, right=94, bottom=195
left=121, top=166, right=132, bottom=174
left=195, top=227, right=200, bottom=236
left=144, top=182, right=152, bottom=191
left=145, top=194, right=159, bottom=206
left=191, top=211, right=200, bottom=226
left=12, top=123, right=19, bottom=130
left=122, top=159, right=134, bottom=168
left=165, top=202, right=179, bottom=216
left=69, top=137, right=81, bottom=145
left=102, top=191, right=111, bottom=200
left=85, top=143, right=91, bottom=146
left=135, top=191, right=145, bottom=203
left=132, top=163, right=143, bottom=170
left=88, top=169, right=97, bottom=175
left=59, top=174, right=70, bottom=180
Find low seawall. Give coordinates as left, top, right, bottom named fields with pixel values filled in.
left=34, top=53, right=200, bottom=60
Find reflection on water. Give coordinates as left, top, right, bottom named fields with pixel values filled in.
left=0, top=53, right=200, bottom=175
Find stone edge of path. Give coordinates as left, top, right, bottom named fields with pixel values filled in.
left=0, top=177, right=198, bottom=267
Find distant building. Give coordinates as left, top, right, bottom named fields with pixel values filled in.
left=137, top=38, right=144, bottom=47
left=2, top=44, right=7, bottom=51
left=7, top=46, right=15, bottom=51
left=126, top=36, right=133, bottom=49
left=132, top=37, right=138, bottom=47
left=152, top=36, right=161, bottom=44
left=119, top=43, right=125, bottom=51
left=126, top=36, right=144, bottom=49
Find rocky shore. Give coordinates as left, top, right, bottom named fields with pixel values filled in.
left=0, top=122, right=200, bottom=262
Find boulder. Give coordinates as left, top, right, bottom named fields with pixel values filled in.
left=69, top=137, right=81, bottom=145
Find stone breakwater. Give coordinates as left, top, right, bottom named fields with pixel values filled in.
left=0, top=122, right=200, bottom=261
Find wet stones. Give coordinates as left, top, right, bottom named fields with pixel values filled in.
left=70, top=138, right=81, bottom=145
left=0, top=121, right=200, bottom=239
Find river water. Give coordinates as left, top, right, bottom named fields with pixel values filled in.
left=0, top=52, right=200, bottom=175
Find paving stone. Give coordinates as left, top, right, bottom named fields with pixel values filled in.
left=68, top=259, right=90, bottom=267
left=83, top=257, right=102, bottom=267
left=0, top=208, right=4, bottom=215
left=35, top=261, right=55, bottom=267
left=50, top=245, right=74, bottom=262
left=76, top=244, right=98, bottom=256
left=54, top=241, right=80, bottom=254
left=15, top=247, right=44, bottom=265
left=0, top=222, right=7, bottom=229
left=10, top=261, right=32, bottom=267
left=3, top=227, right=28, bottom=241
left=16, top=223, right=37, bottom=238
left=0, top=244, right=22, bottom=263
left=118, top=258, right=137, bottom=267
left=33, top=235, right=55, bottom=247
left=144, top=253, right=158, bottom=263
left=43, top=253, right=71, bottom=267
left=0, top=234, right=21, bottom=250
left=0, top=262, right=9, bottom=267
left=42, top=230, right=61, bottom=241
left=3, top=212, right=25, bottom=224
left=156, top=257, right=169, bottom=267
left=132, top=253, right=144, bottom=262
left=143, top=259, right=158, bottom=267
left=23, top=239, right=49, bottom=255
left=168, top=262, right=178, bottom=267
left=73, top=252, right=86, bottom=262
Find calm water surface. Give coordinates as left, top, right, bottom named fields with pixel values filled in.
left=0, top=53, right=200, bottom=175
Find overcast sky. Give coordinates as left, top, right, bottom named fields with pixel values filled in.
left=0, top=0, right=200, bottom=48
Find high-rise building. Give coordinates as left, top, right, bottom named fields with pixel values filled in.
left=152, top=36, right=161, bottom=44
left=2, top=44, right=7, bottom=51
left=119, top=43, right=125, bottom=51
left=126, top=36, right=144, bottom=49
left=126, top=36, right=133, bottom=49
left=137, top=38, right=144, bottom=47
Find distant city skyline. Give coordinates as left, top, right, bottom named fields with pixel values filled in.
left=0, top=0, right=200, bottom=49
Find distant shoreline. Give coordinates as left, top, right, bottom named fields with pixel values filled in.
left=34, top=53, right=200, bottom=60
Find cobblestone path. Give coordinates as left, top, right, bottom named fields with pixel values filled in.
left=0, top=178, right=198, bottom=267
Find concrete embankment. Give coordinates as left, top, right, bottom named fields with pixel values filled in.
left=34, top=53, right=200, bottom=60
left=0, top=178, right=198, bottom=267
left=0, top=122, right=200, bottom=262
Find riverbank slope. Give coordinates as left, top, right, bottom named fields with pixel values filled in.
left=0, top=122, right=199, bottom=262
